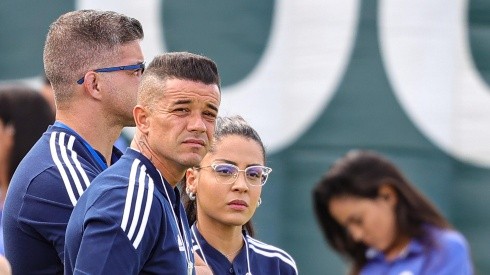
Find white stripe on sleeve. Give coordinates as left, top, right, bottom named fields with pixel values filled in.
left=67, top=136, right=91, bottom=189
left=50, top=132, right=77, bottom=206
left=58, top=133, right=84, bottom=197
left=127, top=165, right=147, bottom=240
left=133, top=177, right=154, bottom=249
left=121, top=159, right=140, bottom=231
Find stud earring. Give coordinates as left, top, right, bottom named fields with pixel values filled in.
left=257, top=197, right=262, bottom=207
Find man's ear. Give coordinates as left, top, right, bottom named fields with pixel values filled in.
left=83, top=72, right=103, bottom=100
left=133, top=105, right=150, bottom=134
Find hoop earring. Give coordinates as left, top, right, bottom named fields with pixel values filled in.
left=186, top=187, right=196, bottom=201
left=257, top=197, right=262, bottom=207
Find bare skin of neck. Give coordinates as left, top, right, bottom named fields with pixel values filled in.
left=196, top=217, right=244, bottom=262
left=0, top=123, right=13, bottom=208
left=56, top=110, right=122, bottom=167
left=0, top=179, right=8, bottom=208
left=384, top=234, right=411, bottom=261
left=130, top=132, right=185, bottom=187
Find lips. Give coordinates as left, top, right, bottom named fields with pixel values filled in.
left=183, top=138, right=205, bottom=146
left=228, top=200, right=248, bottom=207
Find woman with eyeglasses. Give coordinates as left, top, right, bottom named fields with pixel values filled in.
left=182, top=115, right=298, bottom=275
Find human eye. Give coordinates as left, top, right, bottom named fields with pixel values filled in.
left=132, top=68, right=144, bottom=76
left=351, top=216, right=363, bottom=226
left=245, top=166, right=263, bottom=179
left=204, top=110, right=217, bottom=118
left=214, top=164, right=236, bottom=177
left=173, top=107, right=190, bottom=115
left=203, top=110, right=218, bottom=121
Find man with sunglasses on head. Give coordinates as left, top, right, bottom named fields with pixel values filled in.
left=3, top=10, right=144, bottom=274
left=65, top=52, right=221, bottom=274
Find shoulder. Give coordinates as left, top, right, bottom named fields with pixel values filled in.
left=15, top=127, right=102, bottom=192
left=9, top=131, right=60, bottom=182
left=246, top=236, right=298, bottom=273
left=429, top=227, right=470, bottom=255
left=5, top=163, right=78, bottom=217
left=85, top=158, right=162, bottom=209
left=46, top=127, right=106, bottom=172
left=82, top=159, right=166, bottom=224
left=422, top=227, right=473, bottom=274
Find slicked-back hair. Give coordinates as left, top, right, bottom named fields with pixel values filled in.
left=138, top=52, right=221, bottom=109
left=182, top=115, right=266, bottom=237
left=312, top=150, right=451, bottom=274
left=43, top=10, right=143, bottom=104
left=0, top=85, right=55, bottom=182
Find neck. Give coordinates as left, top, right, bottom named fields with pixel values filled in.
left=0, top=181, right=7, bottom=208
left=384, top=234, right=411, bottom=261
left=130, top=133, right=184, bottom=187
left=196, top=218, right=244, bottom=262
left=56, top=111, right=123, bottom=166
left=0, top=162, right=9, bottom=208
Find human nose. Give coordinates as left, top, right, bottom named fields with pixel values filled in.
left=231, top=171, right=249, bottom=191
left=348, top=226, right=364, bottom=242
left=188, top=113, right=207, bottom=132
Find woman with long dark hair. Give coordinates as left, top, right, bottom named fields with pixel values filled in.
left=312, top=150, right=473, bottom=275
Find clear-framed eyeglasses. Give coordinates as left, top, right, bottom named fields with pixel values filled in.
left=197, top=163, right=272, bottom=186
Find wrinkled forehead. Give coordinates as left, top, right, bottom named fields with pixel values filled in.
left=139, top=78, right=216, bottom=112
left=161, top=79, right=220, bottom=104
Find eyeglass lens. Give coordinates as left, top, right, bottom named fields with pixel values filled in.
left=213, top=164, right=269, bottom=186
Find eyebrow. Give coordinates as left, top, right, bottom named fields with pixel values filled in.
left=207, top=102, right=219, bottom=113
left=213, top=159, right=263, bottom=168
left=173, top=99, right=219, bottom=113
left=214, top=159, right=237, bottom=166
left=174, top=99, right=191, bottom=105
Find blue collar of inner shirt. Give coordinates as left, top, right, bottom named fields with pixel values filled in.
left=365, top=238, right=425, bottom=261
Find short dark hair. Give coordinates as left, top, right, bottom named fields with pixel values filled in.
left=312, top=150, right=450, bottom=274
left=0, top=85, right=55, bottom=182
left=182, top=115, right=265, bottom=237
left=138, top=52, right=221, bottom=109
left=43, top=10, right=144, bottom=104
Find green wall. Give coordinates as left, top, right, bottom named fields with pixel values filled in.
left=1, top=1, right=489, bottom=273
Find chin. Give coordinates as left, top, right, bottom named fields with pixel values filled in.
left=181, top=156, right=204, bottom=167
left=225, top=214, right=251, bottom=226
left=223, top=219, right=247, bottom=228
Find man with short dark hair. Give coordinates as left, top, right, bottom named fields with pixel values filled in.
left=65, top=52, right=221, bottom=274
